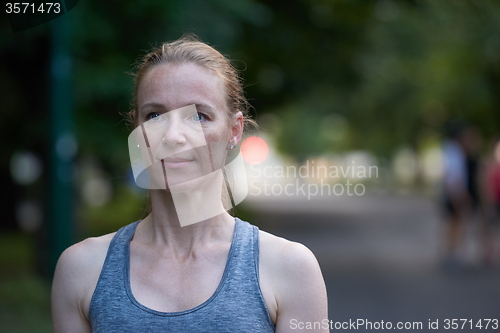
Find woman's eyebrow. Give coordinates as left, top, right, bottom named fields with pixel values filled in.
left=140, top=102, right=215, bottom=113
left=140, top=102, right=166, bottom=110
left=193, top=102, right=215, bottom=111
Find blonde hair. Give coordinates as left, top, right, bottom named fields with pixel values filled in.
left=128, top=34, right=254, bottom=130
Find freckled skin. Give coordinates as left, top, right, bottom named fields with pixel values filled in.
left=137, top=63, right=233, bottom=189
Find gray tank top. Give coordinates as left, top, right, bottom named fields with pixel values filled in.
left=89, top=218, right=275, bottom=332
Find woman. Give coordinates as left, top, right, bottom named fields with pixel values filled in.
left=52, top=36, right=329, bottom=332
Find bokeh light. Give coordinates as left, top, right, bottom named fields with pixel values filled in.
left=241, top=136, right=269, bottom=165
left=495, top=140, right=500, bottom=163
left=10, top=151, right=43, bottom=185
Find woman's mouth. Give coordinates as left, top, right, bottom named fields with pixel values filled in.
left=161, top=158, right=193, bottom=169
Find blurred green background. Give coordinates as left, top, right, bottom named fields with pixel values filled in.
left=1, top=0, right=500, bottom=332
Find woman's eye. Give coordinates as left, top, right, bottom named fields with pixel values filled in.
left=193, top=113, right=207, bottom=122
left=147, top=112, right=161, bottom=121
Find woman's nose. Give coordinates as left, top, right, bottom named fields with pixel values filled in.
left=161, top=117, right=187, bottom=147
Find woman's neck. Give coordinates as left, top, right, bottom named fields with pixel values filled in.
left=135, top=188, right=235, bottom=253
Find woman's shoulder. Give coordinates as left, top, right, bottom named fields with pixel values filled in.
left=57, top=220, right=141, bottom=270
left=59, top=232, right=116, bottom=269
left=54, top=232, right=117, bottom=291
left=52, top=231, right=119, bottom=324
left=258, top=229, right=321, bottom=273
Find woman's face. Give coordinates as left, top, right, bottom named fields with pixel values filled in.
left=134, top=62, right=241, bottom=190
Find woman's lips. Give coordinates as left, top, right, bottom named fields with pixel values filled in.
left=161, top=158, right=193, bottom=169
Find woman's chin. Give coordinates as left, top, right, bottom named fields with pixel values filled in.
left=168, top=176, right=209, bottom=193
left=167, top=182, right=196, bottom=193
left=172, top=170, right=223, bottom=194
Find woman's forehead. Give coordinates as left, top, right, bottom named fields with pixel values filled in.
left=138, top=63, right=226, bottom=109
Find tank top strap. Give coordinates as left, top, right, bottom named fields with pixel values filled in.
left=224, top=218, right=260, bottom=288
left=89, top=221, right=139, bottom=321
left=218, top=218, right=274, bottom=330
left=101, top=220, right=139, bottom=271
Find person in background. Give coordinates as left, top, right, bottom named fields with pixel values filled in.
left=441, top=122, right=483, bottom=271
left=482, top=136, right=500, bottom=266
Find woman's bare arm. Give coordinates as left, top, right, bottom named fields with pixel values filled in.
left=52, top=242, right=93, bottom=333
left=51, top=235, right=113, bottom=333
left=260, top=232, right=329, bottom=333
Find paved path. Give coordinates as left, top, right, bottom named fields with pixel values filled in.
left=243, top=192, right=500, bottom=332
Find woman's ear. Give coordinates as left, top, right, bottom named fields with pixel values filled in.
left=230, top=111, right=244, bottom=145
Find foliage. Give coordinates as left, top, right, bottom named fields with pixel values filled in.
left=0, top=233, right=51, bottom=333
left=3, top=0, right=500, bottom=169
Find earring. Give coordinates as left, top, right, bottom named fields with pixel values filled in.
left=228, top=143, right=236, bottom=150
